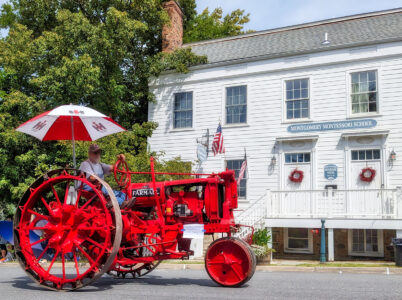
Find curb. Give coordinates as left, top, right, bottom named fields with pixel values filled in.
left=3, top=262, right=402, bottom=275
left=255, top=265, right=402, bottom=274
left=157, top=264, right=402, bottom=274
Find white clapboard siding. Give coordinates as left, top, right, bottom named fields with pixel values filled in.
left=148, top=41, right=402, bottom=211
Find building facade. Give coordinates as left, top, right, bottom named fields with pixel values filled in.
left=150, top=4, right=402, bottom=260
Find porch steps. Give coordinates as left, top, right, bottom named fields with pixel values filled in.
left=234, top=192, right=267, bottom=241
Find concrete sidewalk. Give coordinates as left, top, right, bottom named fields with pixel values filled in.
left=157, top=262, right=402, bottom=275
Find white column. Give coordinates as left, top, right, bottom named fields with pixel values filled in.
left=328, top=228, right=334, bottom=261
left=267, top=227, right=273, bottom=262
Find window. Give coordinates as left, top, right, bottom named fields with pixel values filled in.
left=349, top=229, right=383, bottom=257
left=226, top=159, right=247, bottom=198
left=351, top=149, right=380, bottom=161
left=226, top=86, right=247, bottom=124
left=285, top=228, right=312, bottom=253
left=351, top=70, right=378, bottom=114
left=173, top=92, right=193, bottom=129
left=285, top=152, right=311, bottom=164
left=285, top=78, right=309, bottom=119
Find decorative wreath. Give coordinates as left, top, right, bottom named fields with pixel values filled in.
left=289, top=169, right=304, bottom=183
left=359, top=167, right=376, bottom=182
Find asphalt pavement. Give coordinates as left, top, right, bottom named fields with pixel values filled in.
left=1, top=264, right=402, bottom=299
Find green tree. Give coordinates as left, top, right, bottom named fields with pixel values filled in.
left=182, top=6, right=251, bottom=43
left=0, top=0, right=251, bottom=212
left=0, top=1, right=204, bottom=211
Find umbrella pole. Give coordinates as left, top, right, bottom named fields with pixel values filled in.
left=71, top=115, right=76, bottom=168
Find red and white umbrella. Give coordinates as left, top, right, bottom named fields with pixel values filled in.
left=16, top=104, right=126, bottom=167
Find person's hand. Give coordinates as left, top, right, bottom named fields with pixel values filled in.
left=117, top=154, right=126, bottom=161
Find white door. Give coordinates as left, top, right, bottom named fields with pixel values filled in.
left=282, top=152, right=312, bottom=216
left=349, top=149, right=383, bottom=216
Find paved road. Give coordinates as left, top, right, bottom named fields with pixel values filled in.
left=1, top=265, right=402, bottom=299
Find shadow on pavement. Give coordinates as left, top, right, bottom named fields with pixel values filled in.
left=7, top=273, right=249, bottom=292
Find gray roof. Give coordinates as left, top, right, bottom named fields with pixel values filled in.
left=185, top=8, right=402, bottom=66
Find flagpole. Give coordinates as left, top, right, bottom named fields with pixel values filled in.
left=71, top=115, right=76, bottom=169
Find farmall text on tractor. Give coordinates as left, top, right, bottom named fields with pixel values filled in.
left=13, top=157, right=256, bottom=291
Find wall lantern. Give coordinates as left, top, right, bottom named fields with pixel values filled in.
left=271, top=155, right=277, bottom=165
left=390, top=150, right=397, bottom=161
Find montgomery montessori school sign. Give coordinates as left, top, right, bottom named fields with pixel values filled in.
left=287, top=119, right=377, bottom=133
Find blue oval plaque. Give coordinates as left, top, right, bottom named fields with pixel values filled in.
left=324, top=164, right=337, bottom=180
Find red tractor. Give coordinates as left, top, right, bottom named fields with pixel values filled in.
left=13, top=157, right=256, bottom=291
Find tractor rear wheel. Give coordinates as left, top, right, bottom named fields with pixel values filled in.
left=108, top=261, right=162, bottom=279
left=13, top=169, right=122, bottom=291
left=205, top=237, right=256, bottom=287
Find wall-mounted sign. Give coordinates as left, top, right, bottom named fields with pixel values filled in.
left=287, top=119, right=377, bottom=133
left=324, top=164, right=338, bottom=180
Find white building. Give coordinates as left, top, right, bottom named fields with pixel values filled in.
left=150, top=3, right=402, bottom=260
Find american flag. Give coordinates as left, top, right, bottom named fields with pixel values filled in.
left=212, top=124, right=225, bottom=156
left=237, top=151, right=247, bottom=185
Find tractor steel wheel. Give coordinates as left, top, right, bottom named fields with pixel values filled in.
left=108, top=233, right=162, bottom=279
left=205, top=237, right=256, bottom=287
left=107, top=261, right=161, bottom=279
left=13, top=169, right=122, bottom=291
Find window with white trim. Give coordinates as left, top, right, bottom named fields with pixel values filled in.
left=285, top=228, right=313, bottom=253
left=285, top=152, right=311, bottom=164
left=351, top=149, right=380, bottom=161
left=351, top=70, right=378, bottom=114
left=349, top=229, right=383, bottom=257
left=173, top=92, right=193, bottom=129
left=226, top=159, right=247, bottom=198
left=226, top=86, right=247, bottom=124
left=285, top=78, right=309, bottom=119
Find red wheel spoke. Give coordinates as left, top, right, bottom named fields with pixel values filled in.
left=144, top=245, right=157, bottom=255
left=27, top=209, right=49, bottom=221
left=76, top=244, right=95, bottom=265
left=75, top=189, right=83, bottom=208
left=63, top=181, right=71, bottom=204
left=46, top=249, right=60, bottom=275
left=230, top=264, right=243, bottom=281
left=41, top=197, right=53, bottom=215
left=50, top=185, right=62, bottom=207
left=76, top=195, right=97, bottom=213
left=30, top=238, right=46, bottom=247
left=61, top=253, right=66, bottom=280
left=86, top=237, right=107, bottom=251
left=73, top=249, right=80, bottom=277
left=207, top=259, right=225, bottom=265
left=37, top=243, right=50, bottom=260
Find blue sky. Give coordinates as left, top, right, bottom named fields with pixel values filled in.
left=0, top=0, right=401, bottom=36
left=195, top=0, right=402, bottom=31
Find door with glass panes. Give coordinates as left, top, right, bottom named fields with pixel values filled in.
left=282, top=152, right=312, bottom=216
left=349, top=149, right=382, bottom=216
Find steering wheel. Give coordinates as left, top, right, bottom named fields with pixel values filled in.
left=114, top=158, right=130, bottom=187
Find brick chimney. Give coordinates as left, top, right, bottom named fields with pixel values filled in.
left=162, top=0, right=183, bottom=52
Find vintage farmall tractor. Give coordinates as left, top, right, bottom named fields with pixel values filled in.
left=13, top=157, right=256, bottom=291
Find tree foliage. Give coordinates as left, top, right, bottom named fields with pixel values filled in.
left=0, top=1, right=202, bottom=212
left=0, top=0, right=250, bottom=214
left=182, top=6, right=251, bottom=44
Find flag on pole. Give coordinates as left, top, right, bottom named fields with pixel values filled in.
left=197, top=143, right=208, bottom=162
left=237, top=150, right=247, bottom=185
left=212, top=123, right=225, bottom=156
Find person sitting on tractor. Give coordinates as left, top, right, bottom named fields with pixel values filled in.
left=79, top=144, right=134, bottom=208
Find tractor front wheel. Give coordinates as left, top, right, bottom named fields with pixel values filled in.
left=205, top=237, right=256, bottom=287
left=13, top=169, right=122, bottom=291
